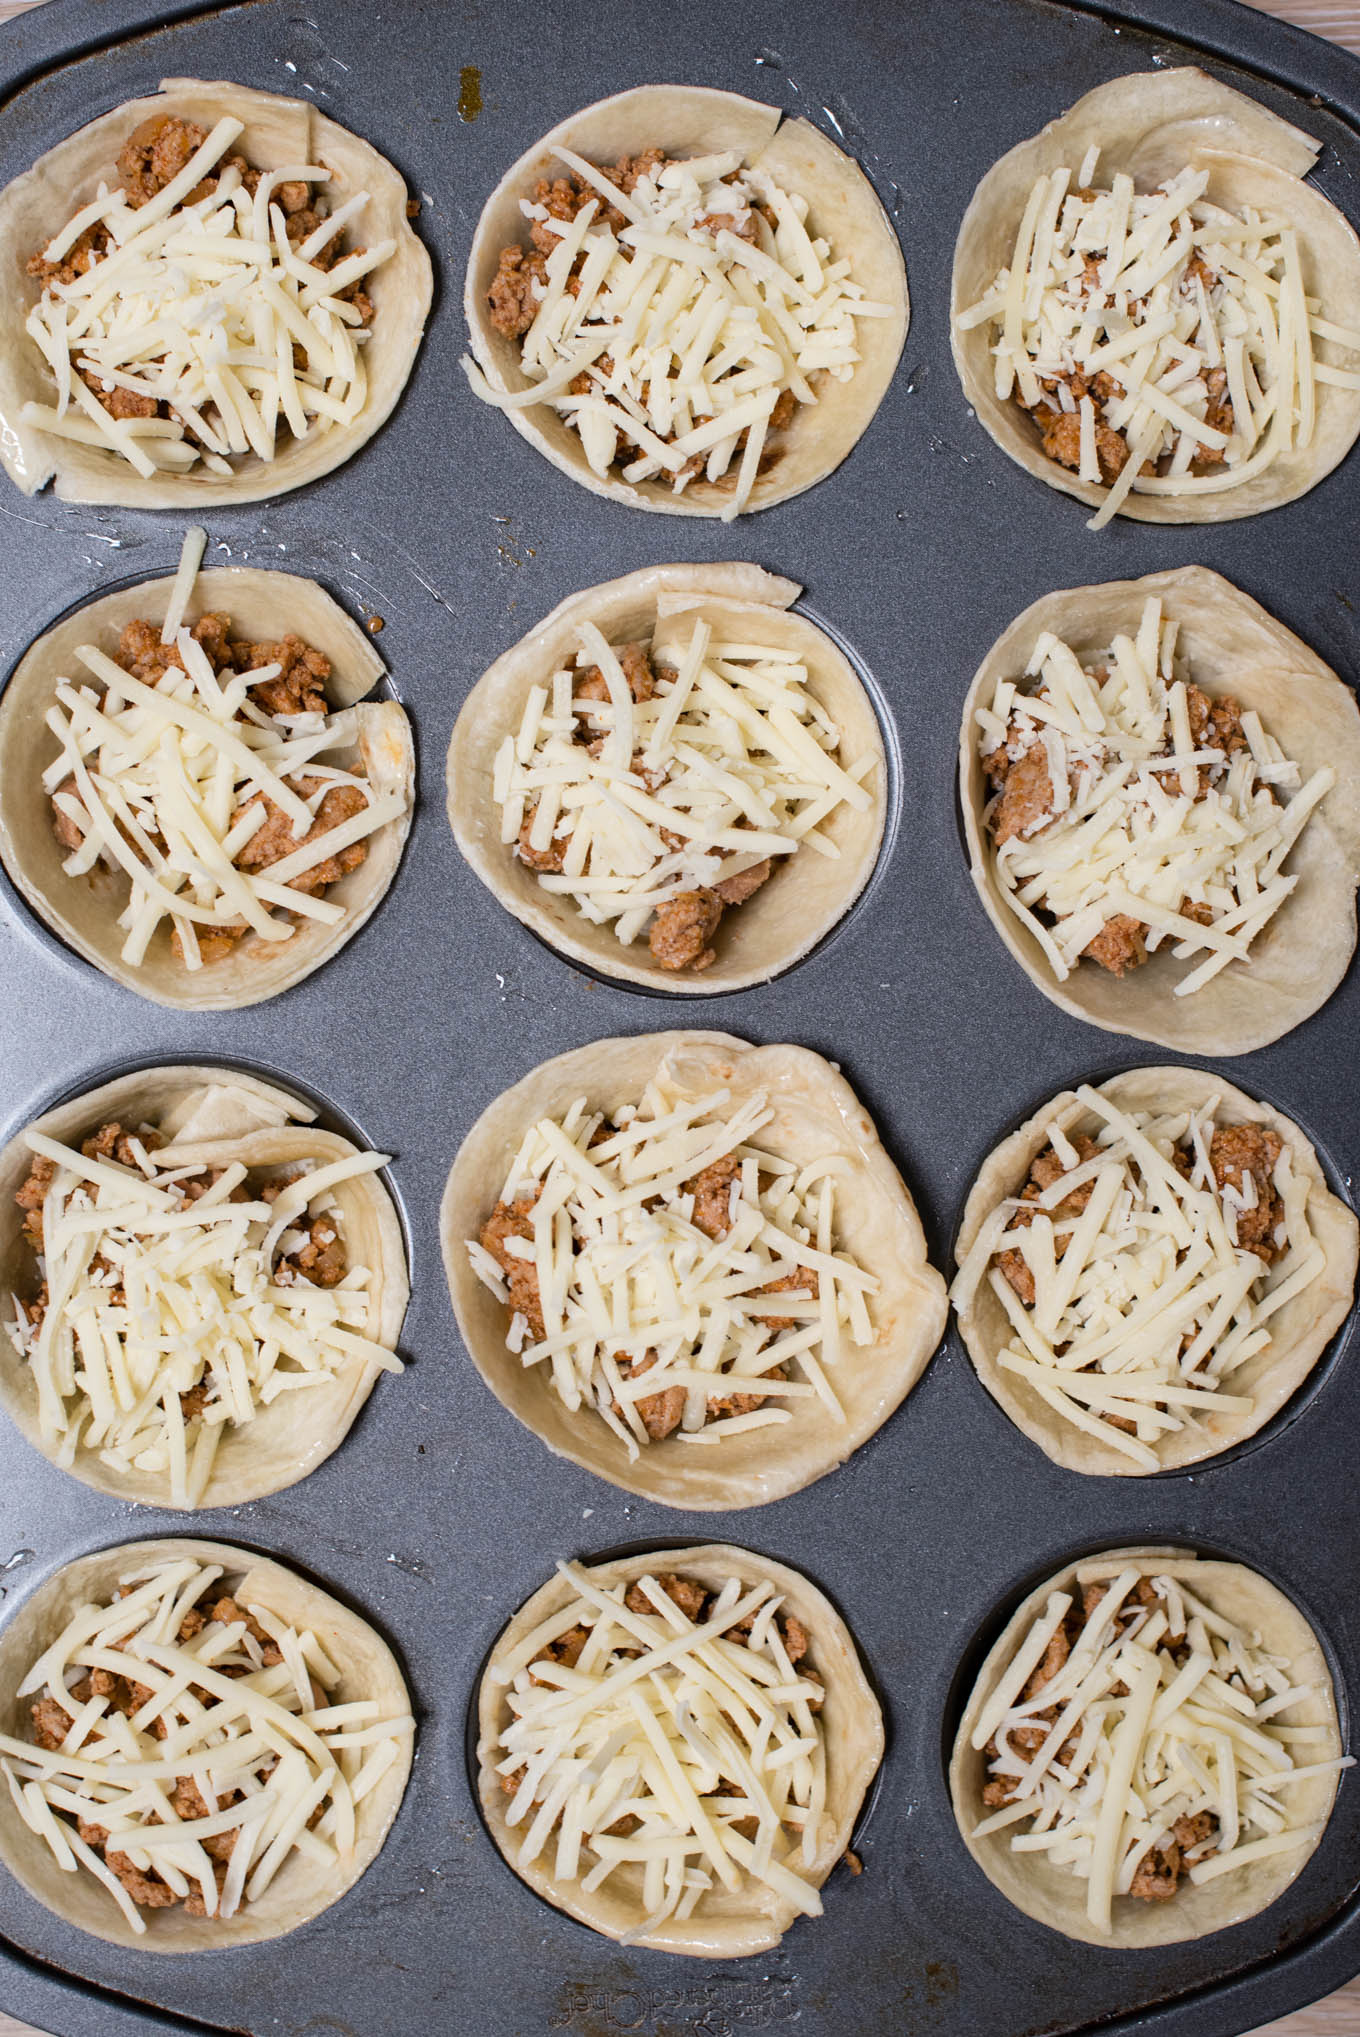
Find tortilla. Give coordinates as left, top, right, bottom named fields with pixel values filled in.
left=441, top=1031, right=946, bottom=1508
left=952, top=1066, right=1358, bottom=1477
left=950, top=69, right=1360, bottom=521
left=0, top=78, right=432, bottom=507
left=0, top=565, right=414, bottom=1009
left=478, top=1542, right=882, bottom=1956
left=950, top=1546, right=1343, bottom=1945
left=959, top=566, right=1360, bottom=1054
left=447, top=562, right=887, bottom=992
left=0, top=1536, right=412, bottom=1950
left=463, top=86, right=908, bottom=516
left=0, top=1063, right=409, bottom=1508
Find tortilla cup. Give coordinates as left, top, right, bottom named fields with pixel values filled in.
left=950, top=1545, right=1343, bottom=1945
left=0, top=565, right=415, bottom=1009
left=448, top=562, right=887, bottom=993
left=464, top=86, right=908, bottom=516
left=952, top=1066, right=1358, bottom=1477
left=0, top=1063, right=409, bottom=1508
left=0, top=78, right=432, bottom=507
left=0, top=1536, right=412, bottom=1950
left=959, top=566, right=1360, bottom=1054
left=950, top=69, right=1360, bottom=522
left=477, top=1541, right=882, bottom=1956
left=441, top=1030, right=946, bottom=1509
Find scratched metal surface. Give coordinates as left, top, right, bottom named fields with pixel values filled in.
left=0, top=1, right=1355, bottom=2035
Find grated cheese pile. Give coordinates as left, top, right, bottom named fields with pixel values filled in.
left=0, top=1556, right=413, bottom=1931
left=467, top=1075, right=877, bottom=1457
left=23, top=116, right=396, bottom=479
left=493, top=614, right=875, bottom=956
left=970, top=1562, right=1350, bottom=1933
left=951, top=1084, right=1326, bottom=1470
left=5, top=1123, right=401, bottom=1507
left=468, top=146, right=895, bottom=518
left=43, top=527, right=406, bottom=972
left=488, top=1561, right=828, bottom=1937
left=976, top=596, right=1333, bottom=996
left=955, top=150, right=1360, bottom=527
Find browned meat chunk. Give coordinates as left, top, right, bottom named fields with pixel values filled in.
left=1186, top=682, right=1249, bottom=762
left=706, top=1362, right=786, bottom=1422
left=170, top=1777, right=240, bottom=1861
left=209, top=1595, right=283, bottom=1665
left=650, top=888, right=722, bottom=971
left=531, top=1624, right=589, bottom=1681
left=990, top=743, right=1058, bottom=848
left=995, top=1132, right=1100, bottom=1304
left=234, top=776, right=368, bottom=895
left=487, top=244, right=549, bottom=337
left=1210, top=1123, right=1285, bottom=1262
left=1196, top=366, right=1233, bottom=463
left=275, top=1213, right=347, bottom=1289
left=515, top=806, right=571, bottom=873
left=50, top=780, right=87, bottom=852
left=30, top=1695, right=73, bottom=1750
left=240, top=635, right=331, bottom=718
left=573, top=641, right=657, bottom=707
left=1130, top=1841, right=1183, bottom=1902
left=81, top=1121, right=154, bottom=1169
left=685, top=1153, right=741, bottom=1239
left=714, top=859, right=772, bottom=907
left=626, top=1573, right=707, bottom=1621
left=117, top=115, right=209, bottom=204
left=1036, top=405, right=1130, bottom=483
left=15, top=1153, right=55, bottom=1246
left=27, top=222, right=111, bottom=287
left=754, top=1268, right=819, bottom=1332
left=178, top=1381, right=213, bottom=1422
left=614, top=1350, right=685, bottom=1441
left=1083, top=913, right=1147, bottom=977
left=78, top=369, right=160, bottom=422
left=479, top=1193, right=544, bottom=1338
left=105, top=1850, right=180, bottom=1907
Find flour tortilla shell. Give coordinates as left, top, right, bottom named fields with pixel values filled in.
left=464, top=85, right=907, bottom=516
left=0, top=1536, right=412, bottom=1950
left=0, top=565, right=414, bottom=1009
left=478, top=1542, right=882, bottom=1955
left=0, top=78, right=432, bottom=506
left=447, top=562, right=886, bottom=993
left=951, top=1065, right=1358, bottom=1476
left=0, top=1064, right=408, bottom=1507
left=441, top=1030, right=946, bottom=1508
left=950, top=1545, right=1343, bottom=1944
left=958, top=565, right=1360, bottom=1054
left=950, top=69, right=1360, bottom=521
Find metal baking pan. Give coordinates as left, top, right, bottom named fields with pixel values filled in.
left=0, top=0, right=1356, bottom=2032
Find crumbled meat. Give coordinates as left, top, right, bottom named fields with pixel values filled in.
left=487, top=244, right=550, bottom=337
left=479, top=1192, right=545, bottom=1338
left=209, top=1596, right=283, bottom=1665
left=105, top=1850, right=181, bottom=1908
left=275, top=1213, right=347, bottom=1289
left=706, top=1361, right=786, bottom=1422
left=990, top=743, right=1059, bottom=848
left=30, top=1695, right=73, bottom=1751
left=530, top=1624, right=590, bottom=1682
left=649, top=888, right=722, bottom=971
left=573, top=641, right=657, bottom=707
left=994, top=1133, right=1100, bottom=1304
left=1210, top=1123, right=1285, bottom=1262
left=81, top=1121, right=157, bottom=1169
left=14, top=1153, right=55, bottom=1246
left=1186, top=682, right=1249, bottom=762
left=1082, top=913, right=1147, bottom=977
left=117, top=115, right=209, bottom=205
left=1130, top=1840, right=1183, bottom=1902
left=754, top=1268, right=819, bottom=1332
left=178, top=1380, right=214, bottom=1423
left=515, top=806, right=571, bottom=873
left=614, top=1350, right=686, bottom=1442
left=234, top=776, right=369, bottom=894
left=1035, top=403, right=1131, bottom=484
left=713, top=858, right=772, bottom=907
left=684, top=1153, right=741, bottom=1239
left=239, top=635, right=332, bottom=718
left=626, top=1573, right=707, bottom=1620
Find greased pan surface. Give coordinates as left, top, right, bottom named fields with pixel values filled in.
left=0, top=1, right=1356, bottom=2035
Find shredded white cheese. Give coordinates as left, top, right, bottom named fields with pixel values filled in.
left=5, top=1125, right=400, bottom=1507
left=977, top=596, right=1333, bottom=995
left=42, top=529, right=405, bottom=972
left=951, top=1085, right=1325, bottom=1470
left=0, top=1556, right=413, bottom=1931
left=466, top=147, right=894, bottom=518
left=956, top=155, right=1360, bottom=528
left=493, top=615, right=874, bottom=959
left=489, top=1561, right=828, bottom=1936
left=971, top=1565, right=1350, bottom=1933
left=466, top=1075, right=877, bottom=1456
left=23, top=117, right=396, bottom=478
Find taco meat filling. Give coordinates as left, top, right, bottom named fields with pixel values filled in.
left=975, top=595, right=1334, bottom=996
left=48, top=609, right=371, bottom=969
left=23, top=112, right=384, bottom=474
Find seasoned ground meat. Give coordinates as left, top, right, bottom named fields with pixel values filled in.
left=685, top=1153, right=741, bottom=1240
left=754, top=1268, right=819, bottom=1332
left=479, top=1192, right=545, bottom=1339
left=626, top=1573, right=707, bottom=1621
left=515, top=806, right=571, bottom=873
left=706, top=1361, right=786, bottom=1421
left=487, top=244, right=549, bottom=338
left=649, top=888, right=722, bottom=971
left=1210, top=1123, right=1285, bottom=1262
left=1082, top=913, right=1147, bottom=978
left=990, top=744, right=1061, bottom=848
left=1129, top=1811, right=1219, bottom=1903
left=995, top=1133, right=1099, bottom=1305
left=714, top=858, right=772, bottom=907
left=614, top=1350, right=686, bottom=1442
left=1035, top=403, right=1130, bottom=484
left=274, top=1212, right=346, bottom=1288
left=14, top=1153, right=55, bottom=1246
left=574, top=641, right=657, bottom=708
left=234, top=777, right=369, bottom=890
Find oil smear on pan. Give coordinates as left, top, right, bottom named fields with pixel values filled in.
left=459, top=65, right=483, bottom=122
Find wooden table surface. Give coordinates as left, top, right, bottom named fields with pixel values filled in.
left=0, top=0, right=1355, bottom=2031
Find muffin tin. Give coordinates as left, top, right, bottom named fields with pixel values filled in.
left=0, top=0, right=1356, bottom=2032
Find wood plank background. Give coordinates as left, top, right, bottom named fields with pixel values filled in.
left=0, top=0, right=1355, bottom=2031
